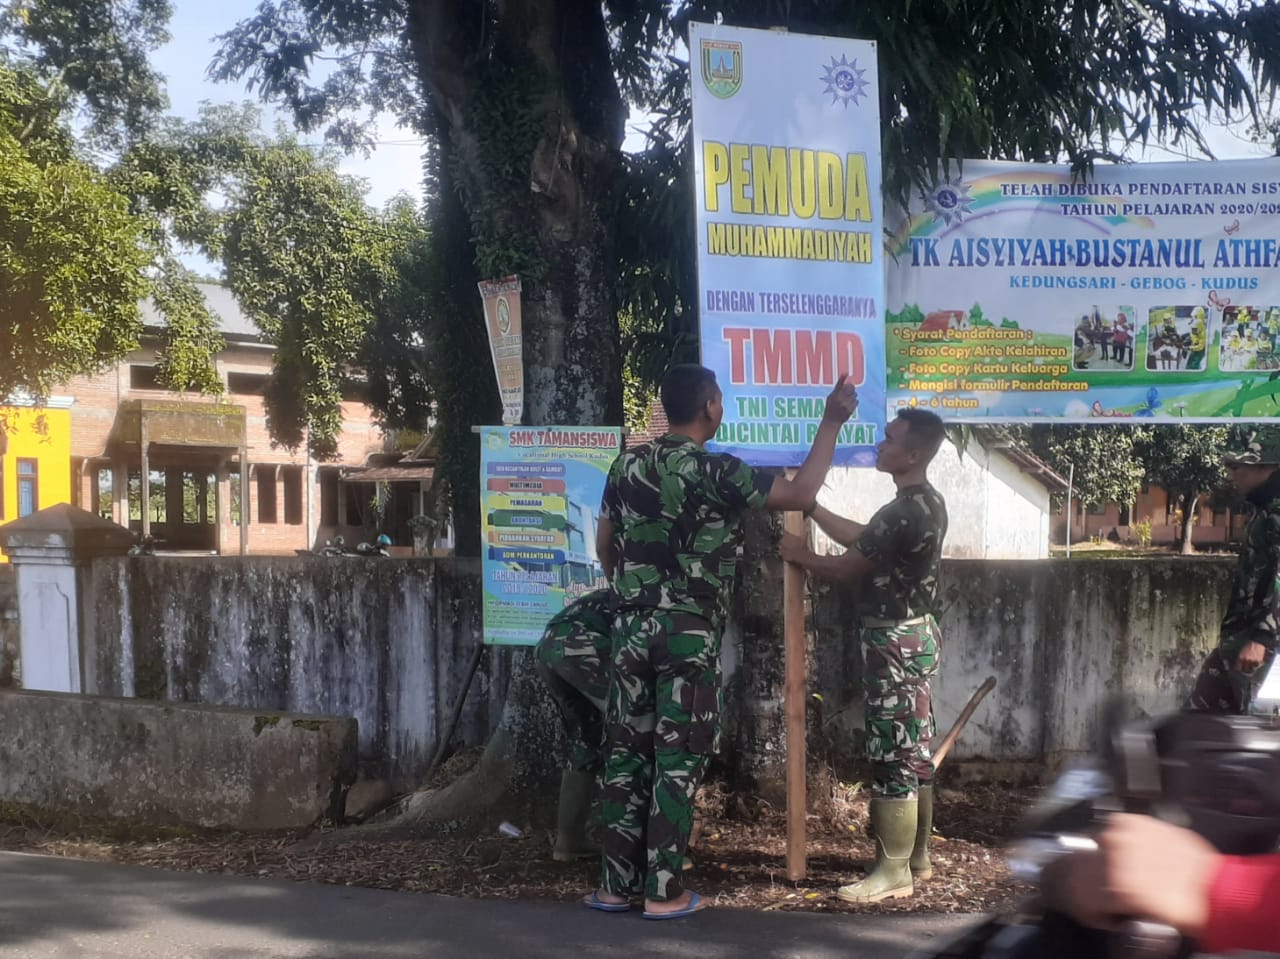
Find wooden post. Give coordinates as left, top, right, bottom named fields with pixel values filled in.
left=783, top=490, right=807, bottom=880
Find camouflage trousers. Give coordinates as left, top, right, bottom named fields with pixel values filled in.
left=534, top=636, right=609, bottom=774
left=1188, top=640, right=1274, bottom=714
left=862, top=617, right=941, bottom=798
left=599, top=609, right=720, bottom=902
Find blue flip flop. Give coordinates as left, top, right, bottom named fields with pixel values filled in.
left=584, top=891, right=630, bottom=913
left=642, top=892, right=707, bottom=920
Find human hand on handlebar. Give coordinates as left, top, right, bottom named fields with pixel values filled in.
left=1043, top=813, right=1219, bottom=940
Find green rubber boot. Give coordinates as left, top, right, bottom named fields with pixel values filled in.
left=910, top=785, right=934, bottom=881
left=838, top=798, right=916, bottom=903
left=551, top=769, right=598, bottom=862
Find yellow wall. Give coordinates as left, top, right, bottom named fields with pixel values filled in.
left=0, top=405, right=73, bottom=556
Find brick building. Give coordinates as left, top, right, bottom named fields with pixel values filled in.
left=63, top=283, right=419, bottom=555
left=1057, top=484, right=1246, bottom=548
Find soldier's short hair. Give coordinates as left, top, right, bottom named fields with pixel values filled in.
left=896, top=408, right=945, bottom=461
left=660, top=364, right=719, bottom=425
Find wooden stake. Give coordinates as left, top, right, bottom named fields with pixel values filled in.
left=783, top=495, right=807, bottom=881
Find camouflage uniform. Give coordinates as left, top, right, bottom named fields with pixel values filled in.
left=534, top=589, right=613, bottom=773
left=1189, top=430, right=1280, bottom=714
left=598, top=433, right=773, bottom=902
left=854, top=483, right=948, bottom=798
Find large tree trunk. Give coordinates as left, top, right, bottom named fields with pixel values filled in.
left=381, top=0, right=625, bottom=835
left=407, top=0, right=624, bottom=426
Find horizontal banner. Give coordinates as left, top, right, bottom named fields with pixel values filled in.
left=886, top=158, right=1280, bottom=421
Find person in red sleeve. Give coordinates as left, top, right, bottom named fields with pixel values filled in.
left=1051, top=813, right=1280, bottom=954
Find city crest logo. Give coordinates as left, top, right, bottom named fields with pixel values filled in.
left=701, top=39, right=743, bottom=99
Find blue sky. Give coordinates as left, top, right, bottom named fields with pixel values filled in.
left=156, top=0, right=426, bottom=209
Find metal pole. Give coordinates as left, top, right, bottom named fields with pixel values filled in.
left=1065, top=462, right=1074, bottom=558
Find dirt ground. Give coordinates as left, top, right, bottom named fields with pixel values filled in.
left=0, top=779, right=1033, bottom=916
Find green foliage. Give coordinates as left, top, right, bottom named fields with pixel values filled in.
left=1132, top=519, right=1153, bottom=548
left=115, top=107, right=433, bottom=456
left=207, top=0, right=415, bottom=151
left=360, top=202, right=435, bottom=438
left=417, top=139, right=499, bottom=555
left=148, top=259, right=225, bottom=394
left=1135, top=425, right=1231, bottom=506
left=1135, top=424, right=1231, bottom=551
left=1029, top=423, right=1231, bottom=552
left=0, top=0, right=172, bottom=146
left=0, top=6, right=235, bottom=397
left=459, top=59, right=549, bottom=283
left=0, top=64, right=151, bottom=399
left=1025, top=424, right=1147, bottom=508
left=221, top=142, right=403, bottom=456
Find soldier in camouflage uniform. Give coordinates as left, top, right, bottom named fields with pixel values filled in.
left=781, top=408, right=948, bottom=904
left=1188, top=427, right=1280, bottom=714
left=584, top=364, right=858, bottom=918
left=534, top=588, right=613, bottom=861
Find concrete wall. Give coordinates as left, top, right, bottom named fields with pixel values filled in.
left=0, top=567, right=15, bottom=687
left=0, top=689, right=356, bottom=829
left=81, top=554, right=1234, bottom=789
left=809, top=557, right=1233, bottom=773
left=817, top=438, right=1054, bottom=560
left=88, top=556, right=508, bottom=789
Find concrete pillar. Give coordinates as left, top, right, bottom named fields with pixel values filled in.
left=140, top=423, right=151, bottom=539
left=0, top=504, right=134, bottom=692
left=215, top=460, right=230, bottom=555
left=112, top=462, right=128, bottom=529
left=239, top=451, right=249, bottom=556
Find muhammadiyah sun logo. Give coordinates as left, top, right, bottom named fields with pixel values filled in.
left=821, top=54, right=870, bottom=108
left=701, top=39, right=743, bottom=99
left=923, top=176, right=975, bottom=226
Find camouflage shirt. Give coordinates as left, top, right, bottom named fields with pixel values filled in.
left=601, top=433, right=774, bottom=627
left=537, top=588, right=615, bottom=665
left=854, top=483, right=948, bottom=621
left=1221, top=471, right=1280, bottom=652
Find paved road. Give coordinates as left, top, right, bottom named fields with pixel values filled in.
left=0, top=851, right=980, bottom=958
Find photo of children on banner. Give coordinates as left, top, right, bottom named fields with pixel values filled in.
left=1072, top=306, right=1135, bottom=372
left=1144, top=306, right=1206, bottom=372
left=1219, top=304, right=1280, bottom=373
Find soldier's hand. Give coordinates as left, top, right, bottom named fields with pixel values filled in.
left=821, top=373, right=858, bottom=424
left=1236, top=640, right=1268, bottom=674
left=779, top=532, right=810, bottom=564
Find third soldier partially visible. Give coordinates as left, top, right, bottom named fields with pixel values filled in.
left=781, top=408, right=948, bottom=904
left=1188, top=426, right=1280, bottom=714
left=534, top=588, right=613, bottom=861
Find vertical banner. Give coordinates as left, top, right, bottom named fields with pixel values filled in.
left=479, top=425, right=621, bottom=646
left=478, top=275, right=524, bottom=425
left=887, top=158, right=1280, bottom=421
left=690, top=22, right=885, bottom=466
